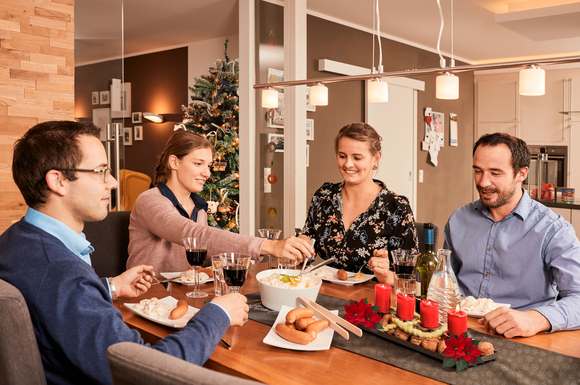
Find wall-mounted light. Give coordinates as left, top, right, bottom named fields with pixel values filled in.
left=143, top=112, right=164, bottom=123
left=436, top=72, right=459, bottom=100
left=261, top=87, right=279, bottom=108
left=519, top=65, right=545, bottom=96
left=309, top=83, right=328, bottom=106
left=368, top=78, right=389, bottom=103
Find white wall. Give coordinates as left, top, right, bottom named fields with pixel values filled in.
left=187, top=36, right=239, bottom=100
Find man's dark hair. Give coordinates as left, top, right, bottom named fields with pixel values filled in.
left=12, top=121, right=101, bottom=208
left=473, top=132, right=530, bottom=173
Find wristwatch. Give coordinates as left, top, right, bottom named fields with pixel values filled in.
left=107, top=277, right=118, bottom=300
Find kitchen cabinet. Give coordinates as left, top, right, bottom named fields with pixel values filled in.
left=552, top=207, right=572, bottom=222
left=476, top=75, right=518, bottom=124
left=569, top=76, right=580, bottom=123
left=519, top=74, right=566, bottom=145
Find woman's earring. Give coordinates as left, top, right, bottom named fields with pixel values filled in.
left=373, top=165, right=378, bottom=170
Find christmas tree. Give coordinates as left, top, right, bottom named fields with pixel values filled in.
left=181, top=40, right=240, bottom=232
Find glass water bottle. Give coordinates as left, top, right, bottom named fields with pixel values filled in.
left=426, top=249, right=462, bottom=323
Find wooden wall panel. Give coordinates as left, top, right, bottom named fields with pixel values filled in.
left=0, top=0, right=74, bottom=232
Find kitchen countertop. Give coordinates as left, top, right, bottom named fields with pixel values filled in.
left=541, top=200, right=580, bottom=210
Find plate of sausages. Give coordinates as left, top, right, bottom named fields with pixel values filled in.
left=262, top=305, right=337, bottom=351
left=123, top=296, right=199, bottom=328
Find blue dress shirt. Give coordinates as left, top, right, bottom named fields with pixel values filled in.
left=444, top=190, right=580, bottom=331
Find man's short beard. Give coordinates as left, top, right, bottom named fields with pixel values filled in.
left=478, top=185, right=517, bottom=209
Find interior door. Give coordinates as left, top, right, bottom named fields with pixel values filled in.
left=365, top=79, right=418, bottom=213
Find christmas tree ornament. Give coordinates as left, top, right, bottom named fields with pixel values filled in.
left=207, top=201, right=219, bottom=214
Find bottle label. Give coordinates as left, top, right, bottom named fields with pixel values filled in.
left=415, top=281, right=421, bottom=297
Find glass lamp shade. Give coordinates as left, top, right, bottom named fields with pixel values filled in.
left=368, top=78, right=389, bottom=103
left=143, top=112, right=164, bottom=123
left=261, top=88, right=279, bottom=109
left=436, top=72, right=459, bottom=100
left=519, top=66, right=545, bottom=96
left=309, top=83, right=328, bottom=106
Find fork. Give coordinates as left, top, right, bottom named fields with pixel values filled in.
left=348, top=263, right=369, bottom=278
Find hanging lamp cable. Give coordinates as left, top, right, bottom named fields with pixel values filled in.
left=436, top=0, right=446, bottom=69
left=375, top=0, right=383, bottom=73
left=450, top=0, right=455, bottom=68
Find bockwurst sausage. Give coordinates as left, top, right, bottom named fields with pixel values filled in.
left=285, top=307, right=314, bottom=324
left=305, top=319, right=329, bottom=334
left=169, top=299, right=188, bottom=320
left=294, top=316, right=316, bottom=331
left=275, top=323, right=315, bottom=345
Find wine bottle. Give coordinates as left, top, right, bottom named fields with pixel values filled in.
left=415, top=223, right=438, bottom=298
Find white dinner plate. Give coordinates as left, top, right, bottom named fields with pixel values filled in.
left=160, top=271, right=214, bottom=285
left=313, top=265, right=374, bottom=286
left=123, top=296, right=199, bottom=328
left=262, top=305, right=337, bottom=351
left=460, top=296, right=511, bottom=318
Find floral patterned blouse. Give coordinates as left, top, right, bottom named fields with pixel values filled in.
left=302, top=180, right=418, bottom=273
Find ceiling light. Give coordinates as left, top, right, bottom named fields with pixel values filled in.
left=519, top=65, right=545, bottom=96
left=143, top=112, right=164, bottom=123
left=261, top=88, right=279, bottom=108
left=368, top=78, right=389, bottom=103
left=309, top=83, right=328, bottom=106
left=436, top=72, right=459, bottom=100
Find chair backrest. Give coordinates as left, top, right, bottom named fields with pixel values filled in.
left=0, top=279, right=47, bottom=385
left=107, top=342, right=263, bottom=385
left=415, top=222, right=439, bottom=252
left=84, top=211, right=130, bottom=277
left=119, top=169, right=151, bottom=211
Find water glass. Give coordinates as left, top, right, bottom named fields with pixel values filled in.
left=211, top=255, right=228, bottom=297
left=257, top=228, right=282, bottom=268
left=392, top=248, right=419, bottom=297
left=219, top=252, right=252, bottom=294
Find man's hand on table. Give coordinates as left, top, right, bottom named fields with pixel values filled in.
left=479, top=307, right=551, bottom=338
left=368, top=249, right=395, bottom=286
left=111, top=264, right=154, bottom=299
left=212, top=293, right=249, bottom=326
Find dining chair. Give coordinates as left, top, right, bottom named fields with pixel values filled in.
left=84, top=211, right=130, bottom=277
left=0, top=279, right=47, bottom=385
left=107, top=342, right=263, bottom=385
left=119, top=169, right=152, bottom=211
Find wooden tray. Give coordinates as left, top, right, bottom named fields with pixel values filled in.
left=363, top=327, right=496, bottom=364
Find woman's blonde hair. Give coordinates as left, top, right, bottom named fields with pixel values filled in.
left=153, top=130, right=212, bottom=185
left=334, top=122, right=382, bottom=155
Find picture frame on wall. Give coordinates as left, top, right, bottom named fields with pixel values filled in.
left=92, top=108, right=110, bottom=142
left=111, top=82, right=132, bottom=119
left=267, top=133, right=284, bottom=153
left=91, top=91, right=99, bottom=105
left=123, top=127, right=133, bottom=146
left=306, top=118, right=314, bottom=140
left=134, top=125, right=143, bottom=141
left=131, top=112, right=142, bottom=124
left=99, top=90, right=110, bottom=105
left=266, top=68, right=284, bottom=129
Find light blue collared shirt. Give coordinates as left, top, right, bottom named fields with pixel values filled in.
left=445, top=190, right=580, bottom=331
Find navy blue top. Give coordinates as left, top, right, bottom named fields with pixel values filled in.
left=157, top=183, right=208, bottom=221
left=0, top=219, right=229, bottom=385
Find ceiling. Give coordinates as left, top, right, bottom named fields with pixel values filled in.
left=75, top=0, right=580, bottom=65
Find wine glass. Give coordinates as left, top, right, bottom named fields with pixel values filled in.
left=391, top=248, right=419, bottom=297
left=257, top=228, right=282, bottom=268
left=183, top=237, right=208, bottom=298
left=219, top=252, right=252, bottom=294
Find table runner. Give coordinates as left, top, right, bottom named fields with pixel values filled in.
left=247, top=293, right=580, bottom=385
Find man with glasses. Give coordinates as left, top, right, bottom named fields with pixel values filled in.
left=0, top=121, right=249, bottom=385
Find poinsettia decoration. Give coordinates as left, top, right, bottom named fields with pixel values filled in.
left=344, top=299, right=382, bottom=329
left=442, top=333, right=483, bottom=372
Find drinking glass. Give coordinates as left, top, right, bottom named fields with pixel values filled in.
left=183, top=237, right=208, bottom=299
left=219, top=252, right=252, bottom=294
left=211, top=254, right=228, bottom=297
left=257, top=228, right=282, bottom=268
left=392, top=248, right=419, bottom=296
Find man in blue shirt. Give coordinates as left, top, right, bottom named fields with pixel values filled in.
left=0, top=121, right=249, bottom=385
left=445, top=132, right=580, bottom=338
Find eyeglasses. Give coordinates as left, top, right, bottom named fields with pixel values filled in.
left=59, top=167, right=112, bottom=183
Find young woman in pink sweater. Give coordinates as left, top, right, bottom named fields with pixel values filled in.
left=127, top=130, right=313, bottom=272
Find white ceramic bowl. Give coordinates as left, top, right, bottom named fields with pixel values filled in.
left=256, top=269, right=322, bottom=311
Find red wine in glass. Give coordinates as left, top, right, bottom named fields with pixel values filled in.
left=223, top=265, right=247, bottom=287
left=186, top=249, right=207, bottom=267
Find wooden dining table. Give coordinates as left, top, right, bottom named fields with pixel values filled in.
left=115, top=266, right=580, bottom=385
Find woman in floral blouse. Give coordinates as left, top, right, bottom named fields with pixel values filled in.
left=302, top=123, right=418, bottom=285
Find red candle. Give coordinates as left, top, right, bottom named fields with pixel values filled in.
left=396, top=293, right=415, bottom=321
left=374, top=284, right=392, bottom=313
left=420, top=299, right=439, bottom=329
left=447, top=308, right=468, bottom=335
